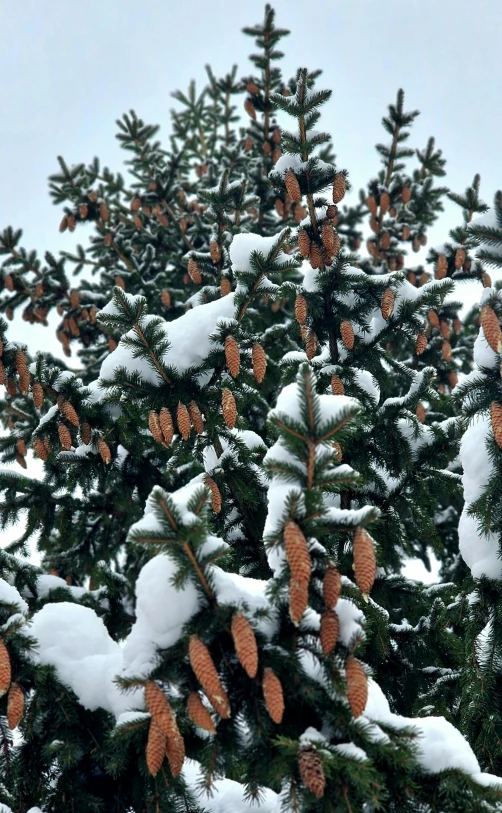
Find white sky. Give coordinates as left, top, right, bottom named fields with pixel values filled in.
left=0, top=0, right=500, bottom=572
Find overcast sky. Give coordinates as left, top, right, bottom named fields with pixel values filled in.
left=0, top=0, right=500, bottom=571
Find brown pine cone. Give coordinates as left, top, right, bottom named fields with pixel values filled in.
left=165, top=731, right=185, bottom=778
left=187, top=692, right=216, bottom=733
left=381, top=288, right=395, bottom=320
left=436, top=254, right=448, bottom=279
left=225, top=336, right=240, bottom=378
left=220, top=277, right=232, bottom=296
left=340, top=320, right=354, bottom=350
left=262, top=667, right=284, bottom=723
left=145, top=681, right=179, bottom=738
left=320, top=609, right=339, bottom=655
left=491, top=402, right=502, bottom=448
left=58, top=424, right=72, bottom=451
left=482, top=272, right=492, bottom=288
left=231, top=613, right=258, bottom=678
left=284, top=170, right=301, bottom=203
left=415, top=333, right=427, bottom=355
left=205, top=476, right=222, bottom=513
left=222, top=389, right=237, bottom=429
left=98, top=438, right=112, bottom=464
left=323, top=563, right=342, bottom=608
left=283, top=520, right=311, bottom=586
left=440, top=320, right=451, bottom=340
left=210, top=241, right=221, bottom=264
left=161, top=289, right=171, bottom=307
left=81, top=422, right=92, bottom=446
left=298, top=744, right=326, bottom=798
left=32, top=382, right=44, bottom=409
left=289, top=578, right=309, bottom=625
left=33, top=437, right=48, bottom=461
left=252, top=343, right=267, bottom=383
left=188, top=402, right=204, bottom=435
left=295, top=295, right=307, bottom=325
left=353, top=527, right=376, bottom=596
left=298, top=230, right=311, bottom=259
left=61, top=400, right=79, bottom=427
left=333, top=172, right=346, bottom=204
left=480, top=306, right=502, bottom=352
left=188, top=636, right=230, bottom=719
left=7, top=683, right=24, bottom=729
left=455, top=247, right=466, bottom=269
left=428, top=310, right=439, bottom=328
left=188, top=258, right=202, bottom=284
left=442, top=341, right=452, bottom=362
left=148, top=411, right=163, bottom=443
left=305, top=330, right=317, bottom=360
left=367, top=196, right=377, bottom=217
left=331, top=375, right=344, bottom=395
left=176, top=403, right=191, bottom=440
left=416, top=404, right=426, bottom=423
left=346, top=656, right=368, bottom=717
left=0, top=640, right=11, bottom=697
left=145, top=719, right=166, bottom=776
left=159, top=407, right=174, bottom=445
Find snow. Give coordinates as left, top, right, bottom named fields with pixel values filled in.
left=29, top=602, right=142, bottom=717
left=336, top=598, right=365, bottom=647
left=210, top=569, right=278, bottom=640
left=229, top=232, right=288, bottom=271
left=334, top=742, right=368, bottom=761
left=272, top=154, right=303, bottom=177
left=353, top=369, right=380, bottom=403
left=0, top=578, right=28, bottom=614
left=474, top=327, right=498, bottom=369
left=183, top=759, right=278, bottom=813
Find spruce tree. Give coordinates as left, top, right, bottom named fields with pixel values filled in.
left=0, top=6, right=501, bottom=813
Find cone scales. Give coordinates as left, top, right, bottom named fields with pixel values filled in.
left=188, top=636, right=230, bottom=718
left=289, top=579, right=309, bottom=626
left=415, top=333, right=427, bottom=355
left=225, top=336, right=240, bottom=378
left=144, top=681, right=179, bottom=738
left=0, top=640, right=11, bottom=697
left=187, top=692, right=216, bottom=733
left=58, top=423, right=72, bottom=451
left=295, top=295, right=307, bottom=326
left=320, top=610, right=339, bottom=655
left=146, top=720, right=166, bottom=777
left=480, top=306, right=502, bottom=352
left=353, top=527, right=376, bottom=597
left=262, top=667, right=284, bottom=723
left=340, top=320, right=354, bottom=350
left=149, top=411, right=163, bottom=443
left=98, top=438, right=111, bottom=464
left=331, top=375, right=345, bottom=395
left=177, top=403, right=191, bottom=440
left=298, top=230, right=311, bottom=258
left=7, top=683, right=24, bottom=729
left=159, top=407, right=174, bottom=444
left=252, top=343, right=267, bottom=383
left=381, top=289, right=395, bottom=320
left=323, top=564, right=342, bottom=608
left=298, top=744, right=326, bottom=799
left=332, top=173, right=346, bottom=204
left=32, top=382, right=44, bottom=409
left=165, top=732, right=185, bottom=778
left=189, top=402, right=204, bottom=435
left=222, top=389, right=237, bottom=429
left=283, top=521, right=311, bottom=586
left=205, top=476, right=222, bottom=513
left=284, top=171, right=301, bottom=203
left=231, top=613, right=258, bottom=678
left=491, top=402, right=502, bottom=448
left=346, top=656, right=368, bottom=718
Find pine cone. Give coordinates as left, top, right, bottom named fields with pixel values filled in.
left=320, top=609, right=339, bottom=655
left=146, top=719, right=166, bottom=777
left=448, top=371, right=458, bottom=389
left=333, top=440, right=343, bottom=461
left=252, top=343, right=267, bottom=383
left=379, top=191, right=390, bottom=215
left=231, top=613, right=258, bottom=678
left=43, top=436, right=51, bottom=455
left=98, top=438, right=111, bottom=464
left=440, top=320, right=451, bottom=340
left=455, top=247, right=466, bottom=269
left=452, top=317, right=462, bottom=334
left=16, top=453, right=27, bottom=469
left=262, top=667, right=284, bottom=724
left=15, top=348, right=27, bottom=376
left=427, top=310, right=439, bottom=328
left=412, top=236, right=420, bottom=253
left=491, top=402, right=502, bottom=448
left=415, top=333, right=427, bottom=355
left=220, top=277, right=232, bottom=296
left=340, top=320, right=354, bottom=350
left=81, top=422, right=92, bottom=446
left=436, top=254, right=448, bottom=279
left=0, top=640, right=11, bottom=697
left=244, top=98, right=256, bottom=120
left=165, top=731, right=185, bottom=778
left=321, top=223, right=336, bottom=252
left=188, top=402, right=204, bottom=435
left=32, top=382, right=44, bottom=409
left=222, top=389, right=237, bottom=430
left=289, top=578, right=309, bottom=625
left=380, top=230, right=391, bottom=250
left=188, top=636, right=230, bottom=719
left=295, top=295, right=307, bottom=325
left=298, top=230, right=311, bottom=259
left=298, top=744, right=326, bottom=798
left=369, top=217, right=380, bottom=235
left=284, top=171, right=301, bottom=203
left=161, top=289, right=171, bottom=307
left=305, top=330, right=317, bottom=360
left=346, top=656, right=368, bottom=718
left=114, top=275, right=126, bottom=291
left=33, top=437, right=48, bottom=461
left=205, top=476, right=222, bottom=513
left=16, top=439, right=27, bottom=457
left=416, top=404, right=426, bottom=423
left=401, top=186, right=412, bottom=204
left=225, top=336, right=240, bottom=378
left=367, top=196, right=377, bottom=216
left=210, top=241, right=221, bottom=264
left=145, top=681, right=179, bottom=738
left=480, top=306, right=502, bottom=352
left=0, top=360, right=4, bottom=386
left=331, top=375, right=344, bottom=395
left=176, top=403, right=191, bottom=440
left=149, top=411, right=163, bottom=443
left=326, top=204, right=338, bottom=219
left=366, top=239, right=377, bottom=257
left=58, top=423, right=72, bottom=451
left=482, top=272, right=492, bottom=288
left=309, top=244, right=322, bottom=269
left=381, top=288, right=395, bottom=320
left=61, top=400, right=79, bottom=427
left=332, top=172, right=346, bottom=204
left=283, top=520, right=311, bottom=585
left=133, top=214, right=143, bottom=231
left=6, top=377, right=17, bottom=397
left=188, top=258, right=202, bottom=284
left=442, top=341, right=452, bottom=362
left=353, top=527, right=376, bottom=596
left=187, top=691, right=216, bottom=733
left=323, top=563, right=342, bottom=609
left=7, top=683, right=24, bottom=729
left=130, top=197, right=142, bottom=213
left=158, top=407, right=174, bottom=445
left=59, top=215, right=68, bottom=233
left=99, top=202, right=109, bottom=222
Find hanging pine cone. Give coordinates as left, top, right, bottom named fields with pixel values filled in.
left=43, top=436, right=51, bottom=455
left=32, top=382, right=44, bottom=409
left=366, top=239, right=377, bottom=257
left=346, top=656, right=368, bottom=717
left=81, top=422, right=92, bottom=446
left=305, top=330, right=317, bottom=360
left=188, top=258, right=202, bottom=284
left=98, top=438, right=112, bottom=464
left=231, top=613, right=258, bottom=678
left=369, top=217, right=380, bottom=234
left=6, top=377, right=17, bottom=397
left=491, top=402, right=502, bottom=448
left=331, top=375, right=345, bottom=395
left=289, top=578, right=309, bottom=625
left=416, top=404, right=426, bottom=423
left=220, top=277, right=232, bottom=296
left=16, top=453, right=27, bottom=469
left=321, top=223, right=336, bottom=253
left=452, top=317, right=462, bottom=334
left=415, top=333, right=427, bottom=355
left=367, top=196, right=377, bottom=217
left=380, top=288, right=395, bottom=320
left=114, top=275, right=126, bottom=291
left=295, top=295, right=307, bottom=325
left=298, top=230, right=311, bottom=259
left=188, top=636, right=231, bottom=719
left=309, top=244, right=322, bottom=269
left=353, top=527, right=376, bottom=596
left=145, top=681, right=179, bottom=737
left=442, top=341, right=452, bottom=362
left=436, top=254, right=448, bottom=279
left=262, top=667, right=284, bottom=723
left=448, top=370, right=458, bottom=389
left=61, top=400, right=79, bottom=427
left=332, top=172, right=346, bottom=204
left=165, top=732, right=185, bottom=778
left=149, top=411, right=163, bottom=444
left=482, top=272, right=492, bottom=288
left=284, top=171, right=301, bottom=203
left=33, top=437, right=48, bottom=461
left=210, top=241, right=221, bottom=264
left=320, top=609, right=339, bottom=655
left=333, top=440, right=343, bottom=460
left=401, top=186, right=412, bottom=203
left=244, top=99, right=256, bottom=120
left=252, top=343, right=267, bottom=383
left=130, top=197, right=142, bottom=213
left=205, top=476, right=222, bottom=513
left=176, top=403, right=191, bottom=440
left=16, top=439, right=27, bottom=457
left=146, top=720, right=166, bottom=777
left=440, top=320, right=451, bottom=340
left=0, top=640, right=11, bottom=697
left=158, top=407, right=174, bottom=445
left=15, top=348, right=27, bottom=377
left=58, top=423, right=72, bottom=451
left=7, top=683, right=24, bottom=729
left=283, top=520, right=311, bottom=584
left=222, top=389, right=237, bottom=430
left=161, top=289, right=171, bottom=307
left=187, top=692, right=216, bottom=733
left=480, top=306, right=502, bottom=352
left=298, top=744, right=326, bottom=798
left=326, top=204, right=338, bottom=220
left=323, top=563, right=342, bottom=609
left=99, top=202, right=109, bottom=222
left=188, top=402, right=204, bottom=435
left=340, top=320, right=355, bottom=350
left=379, top=191, right=390, bottom=214
left=455, top=247, right=466, bottom=269
left=59, top=215, right=68, bottom=233
left=427, top=310, right=439, bottom=328
left=380, top=230, right=391, bottom=250
left=225, top=336, right=240, bottom=378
